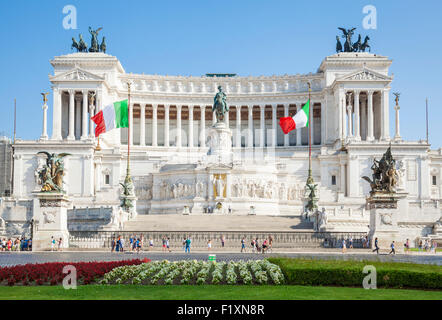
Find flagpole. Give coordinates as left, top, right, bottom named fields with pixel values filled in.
left=13, top=98, right=16, bottom=144
left=426, top=97, right=429, bottom=144
left=126, top=81, right=131, bottom=180
left=307, top=82, right=313, bottom=185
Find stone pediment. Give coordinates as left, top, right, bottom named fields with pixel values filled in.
left=337, top=68, right=392, bottom=82
left=50, top=68, right=104, bottom=83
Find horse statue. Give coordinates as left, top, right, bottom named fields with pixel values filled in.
left=100, top=36, right=107, bottom=53
left=78, top=34, right=88, bottom=52
left=352, top=34, right=362, bottom=52
left=212, top=86, right=228, bottom=123
left=89, top=27, right=103, bottom=52
left=338, top=27, right=356, bottom=52
left=71, top=37, right=80, bottom=52
left=361, top=36, right=371, bottom=52
left=336, top=36, right=343, bottom=53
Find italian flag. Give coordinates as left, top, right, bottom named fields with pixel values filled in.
left=91, top=100, right=129, bottom=137
left=279, top=100, right=310, bottom=134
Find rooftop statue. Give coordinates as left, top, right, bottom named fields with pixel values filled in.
left=70, top=28, right=106, bottom=53
left=89, top=27, right=103, bottom=52
left=36, top=152, right=71, bottom=193
left=362, top=146, right=398, bottom=194
left=336, top=27, right=371, bottom=53
left=213, top=86, right=228, bottom=123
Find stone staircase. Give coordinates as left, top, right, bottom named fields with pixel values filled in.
left=123, top=214, right=314, bottom=232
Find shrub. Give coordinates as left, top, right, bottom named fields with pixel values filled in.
left=267, top=257, right=442, bottom=289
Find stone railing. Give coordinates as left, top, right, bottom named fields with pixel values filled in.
left=69, top=231, right=366, bottom=250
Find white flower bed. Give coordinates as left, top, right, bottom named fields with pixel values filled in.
left=101, top=259, right=284, bottom=285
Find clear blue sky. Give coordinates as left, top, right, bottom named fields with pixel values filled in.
left=0, top=0, right=441, bottom=148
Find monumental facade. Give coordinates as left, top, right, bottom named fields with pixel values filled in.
left=1, top=49, right=441, bottom=246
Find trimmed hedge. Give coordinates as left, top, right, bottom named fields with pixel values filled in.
left=267, top=257, right=442, bottom=290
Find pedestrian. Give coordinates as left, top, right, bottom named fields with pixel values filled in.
left=418, top=240, right=423, bottom=252
left=162, top=237, right=167, bottom=252
left=149, top=237, right=154, bottom=251
left=182, top=237, right=186, bottom=252
left=404, top=239, right=410, bottom=254
left=136, top=238, right=141, bottom=253
left=255, top=238, right=260, bottom=253
left=185, top=237, right=191, bottom=253
left=50, top=236, right=55, bottom=251
left=251, top=238, right=256, bottom=253
left=349, top=236, right=353, bottom=249
left=241, top=237, right=246, bottom=253
left=262, top=239, right=268, bottom=254
left=58, top=237, right=63, bottom=251
left=111, top=237, right=116, bottom=252
left=389, top=241, right=396, bottom=255
left=342, top=239, right=347, bottom=253
left=372, top=237, right=379, bottom=254
left=133, top=234, right=138, bottom=251
left=166, top=237, right=171, bottom=252
left=220, top=235, right=225, bottom=248
left=268, top=235, right=273, bottom=253
left=207, top=239, right=212, bottom=251
left=120, top=237, right=125, bottom=252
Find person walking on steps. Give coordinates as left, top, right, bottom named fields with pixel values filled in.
left=372, top=237, right=379, bottom=254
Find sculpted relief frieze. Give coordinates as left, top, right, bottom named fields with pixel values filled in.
left=231, top=178, right=305, bottom=201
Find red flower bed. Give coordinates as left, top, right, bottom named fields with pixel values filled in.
left=0, top=259, right=146, bottom=286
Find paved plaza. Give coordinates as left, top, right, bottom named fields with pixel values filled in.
left=0, top=250, right=440, bottom=267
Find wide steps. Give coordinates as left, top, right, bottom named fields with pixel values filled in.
left=123, top=214, right=314, bottom=232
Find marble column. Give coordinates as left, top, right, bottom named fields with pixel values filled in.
left=260, top=105, right=265, bottom=148
left=81, top=90, right=88, bottom=140
left=152, top=104, right=158, bottom=147
left=247, top=105, right=253, bottom=148
left=89, top=98, right=95, bottom=138
left=272, top=104, right=277, bottom=147
left=346, top=93, right=353, bottom=138
left=360, top=95, right=367, bottom=141
left=164, top=104, right=170, bottom=147
left=284, top=104, right=290, bottom=147
left=321, top=99, right=326, bottom=145
left=177, top=105, right=182, bottom=148
left=236, top=105, right=241, bottom=148
left=381, top=88, right=390, bottom=140
left=40, top=100, right=48, bottom=140
left=354, top=90, right=361, bottom=141
left=52, top=88, right=62, bottom=140
left=367, top=91, right=374, bottom=141
left=200, top=105, right=206, bottom=148
left=129, top=100, right=133, bottom=146
left=75, top=95, right=82, bottom=140
left=140, top=104, right=146, bottom=146
left=296, top=104, right=301, bottom=146
left=188, top=105, right=194, bottom=147
left=67, top=90, right=75, bottom=141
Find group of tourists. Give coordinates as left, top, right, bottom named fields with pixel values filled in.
left=50, top=236, right=63, bottom=251
left=416, top=239, right=438, bottom=254
left=1, top=237, right=32, bottom=251
left=111, top=234, right=144, bottom=253
left=243, top=235, right=273, bottom=254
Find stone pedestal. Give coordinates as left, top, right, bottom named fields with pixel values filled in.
left=207, top=122, right=233, bottom=164
left=367, top=192, right=407, bottom=250
left=32, top=193, right=71, bottom=251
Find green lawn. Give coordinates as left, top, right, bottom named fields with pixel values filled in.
left=0, top=285, right=440, bottom=300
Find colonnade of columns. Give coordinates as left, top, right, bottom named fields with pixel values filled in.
left=126, top=103, right=322, bottom=148
left=340, top=89, right=390, bottom=142
left=51, top=89, right=97, bottom=141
